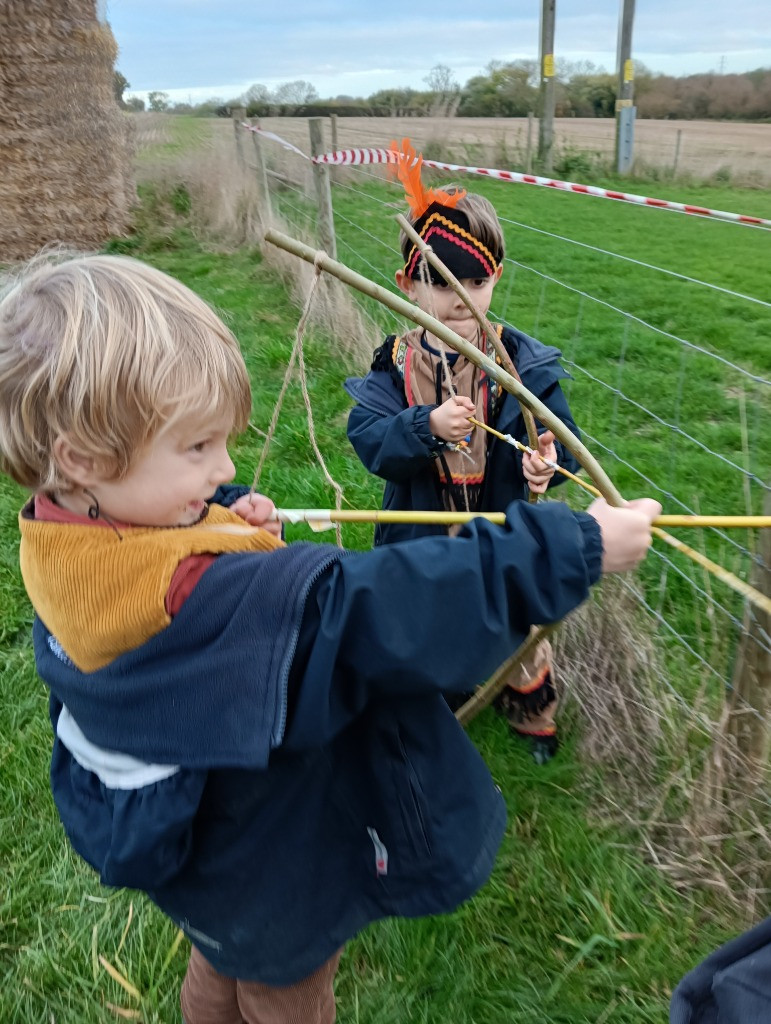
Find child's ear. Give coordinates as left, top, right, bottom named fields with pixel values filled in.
left=53, top=435, right=99, bottom=488
left=493, top=265, right=503, bottom=285
left=394, top=269, right=414, bottom=298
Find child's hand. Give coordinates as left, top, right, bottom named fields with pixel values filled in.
left=587, top=497, right=661, bottom=573
left=429, top=395, right=476, bottom=443
left=229, top=492, right=283, bottom=537
left=522, top=431, right=557, bottom=493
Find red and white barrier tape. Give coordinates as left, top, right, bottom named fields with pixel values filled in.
left=245, top=125, right=309, bottom=159
left=242, top=124, right=771, bottom=230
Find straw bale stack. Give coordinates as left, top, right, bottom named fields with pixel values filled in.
left=0, top=0, right=135, bottom=261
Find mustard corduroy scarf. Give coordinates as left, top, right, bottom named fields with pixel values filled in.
left=19, top=501, right=283, bottom=673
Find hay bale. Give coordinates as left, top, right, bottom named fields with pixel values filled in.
left=0, top=0, right=135, bottom=261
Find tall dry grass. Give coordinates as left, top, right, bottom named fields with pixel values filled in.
left=558, top=576, right=771, bottom=921
left=135, top=123, right=372, bottom=366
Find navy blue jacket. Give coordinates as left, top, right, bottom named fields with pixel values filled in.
left=345, top=325, right=581, bottom=545
left=670, top=915, right=771, bottom=1023
left=34, top=490, right=602, bottom=984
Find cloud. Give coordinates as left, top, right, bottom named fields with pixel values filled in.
left=108, top=0, right=771, bottom=97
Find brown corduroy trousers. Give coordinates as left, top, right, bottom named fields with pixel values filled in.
left=181, top=945, right=342, bottom=1024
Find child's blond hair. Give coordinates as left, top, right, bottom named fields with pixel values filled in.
left=0, top=252, right=252, bottom=491
left=399, top=188, right=506, bottom=269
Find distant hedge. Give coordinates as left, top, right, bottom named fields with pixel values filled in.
left=243, top=102, right=427, bottom=118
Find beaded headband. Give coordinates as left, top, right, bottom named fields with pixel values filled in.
left=390, top=138, right=501, bottom=283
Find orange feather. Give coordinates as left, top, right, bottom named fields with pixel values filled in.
left=388, top=138, right=465, bottom=217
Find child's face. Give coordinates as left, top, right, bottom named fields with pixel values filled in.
left=57, top=412, right=237, bottom=528
left=395, top=266, right=503, bottom=344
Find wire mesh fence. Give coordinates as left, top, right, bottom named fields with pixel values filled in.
left=240, top=116, right=770, bottom=873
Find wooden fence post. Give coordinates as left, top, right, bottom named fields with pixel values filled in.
left=729, top=487, right=771, bottom=770
left=673, top=129, right=683, bottom=176
left=329, top=113, right=339, bottom=182
left=308, top=117, right=337, bottom=259
left=232, top=107, right=246, bottom=168
left=250, top=118, right=272, bottom=226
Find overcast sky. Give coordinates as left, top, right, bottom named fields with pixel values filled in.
left=107, top=0, right=771, bottom=104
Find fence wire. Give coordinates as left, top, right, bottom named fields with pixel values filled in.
left=254, top=118, right=770, bottom=751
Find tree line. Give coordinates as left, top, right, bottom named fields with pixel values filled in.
left=117, top=61, right=771, bottom=121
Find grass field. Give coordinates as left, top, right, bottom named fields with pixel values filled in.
left=1, top=116, right=769, bottom=1022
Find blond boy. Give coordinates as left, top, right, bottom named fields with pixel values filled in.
left=0, top=252, right=658, bottom=1023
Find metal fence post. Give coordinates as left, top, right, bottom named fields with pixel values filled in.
left=617, top=105, right=636, bottom=174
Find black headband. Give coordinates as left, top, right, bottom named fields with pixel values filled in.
left=404, top=203, right=502, bottom=283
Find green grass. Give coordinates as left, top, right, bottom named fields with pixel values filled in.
left=1, top=172, right=767, bottom=1020
left=133, top=113, right=214, bottom=168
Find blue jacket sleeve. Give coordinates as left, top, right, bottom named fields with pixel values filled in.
left=347, top=402, right=444, bottom=483
left=284, top=500, right=602, bottom=749
left=208, top=483, right=251, bottom=506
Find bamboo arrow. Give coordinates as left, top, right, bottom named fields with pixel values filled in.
left=468, top=417, right=602, bottom=497
left=273, top=508, right=771, bottom=530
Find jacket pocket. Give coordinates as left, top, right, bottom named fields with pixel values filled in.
left=394, top=728, right=432, bottom=858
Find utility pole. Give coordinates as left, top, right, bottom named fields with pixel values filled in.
left=537, top=0, right=556, bottom=173
left=614, top=0, right=636, bottom=174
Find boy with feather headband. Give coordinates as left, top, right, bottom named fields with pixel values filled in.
left=346, top=140, right=584, bottom=762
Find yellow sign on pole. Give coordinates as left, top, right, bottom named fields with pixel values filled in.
left=623, top=58, right=634, bottom=83
left=543, top=54, right=555, bottom=78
